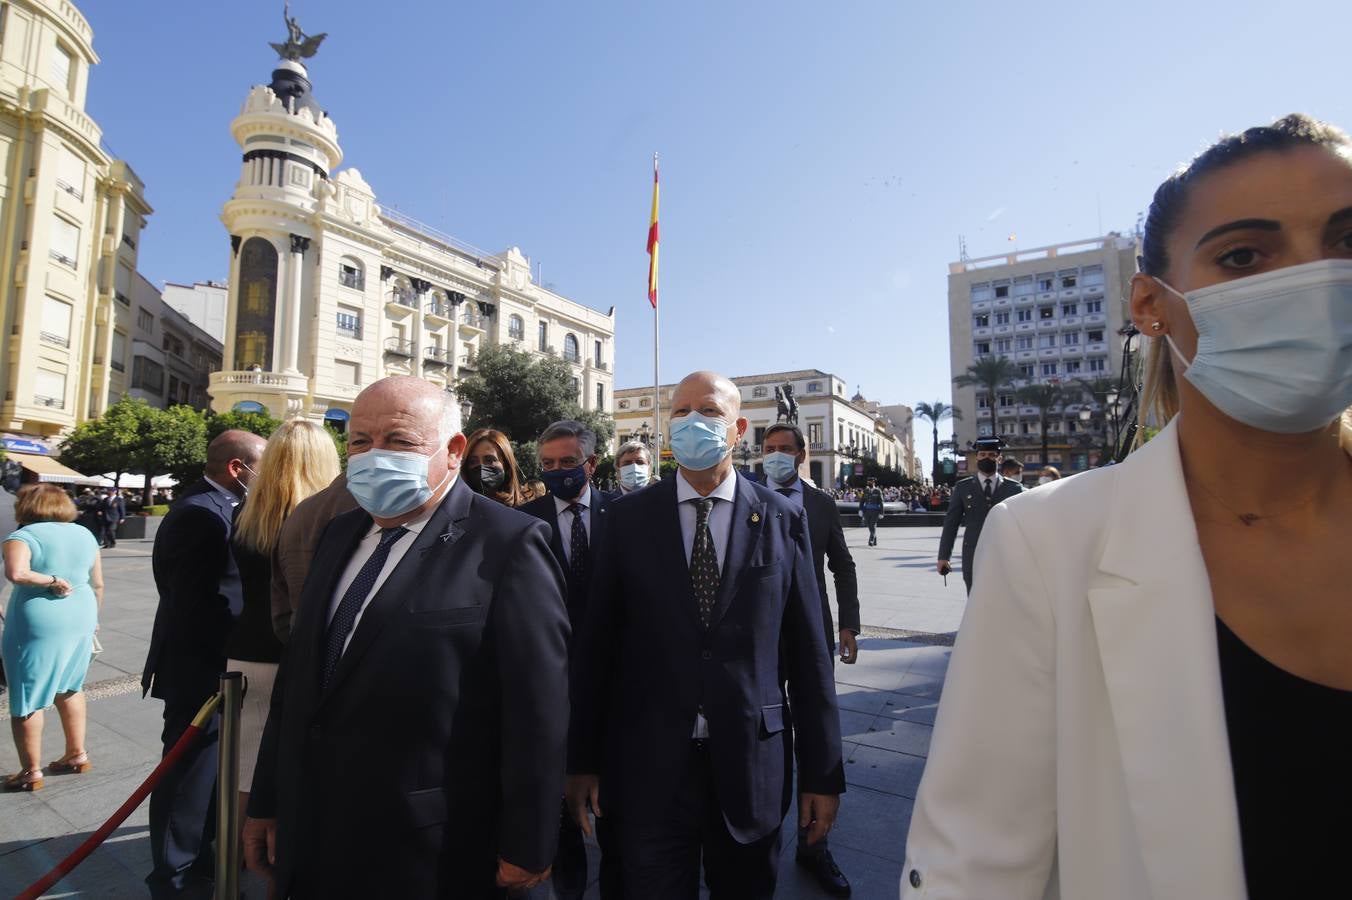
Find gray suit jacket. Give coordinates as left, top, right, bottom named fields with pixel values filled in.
left=270, top=474, right=357, bottom=643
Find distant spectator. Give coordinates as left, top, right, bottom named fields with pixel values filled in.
left=99, top=487, right=125, bottom=549
left=1038, top=466, right=1062, bottom=485
left=3, top=484, right=104, bottom=792
left=1001, top=459, right=1025, bottom=483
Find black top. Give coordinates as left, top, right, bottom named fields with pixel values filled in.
left=223, top=538, right=284, bottom=664
left=1216, top=617, right=1352, bottom=899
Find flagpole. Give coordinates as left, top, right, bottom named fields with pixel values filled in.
left=651, top=152, right=661, bottom=449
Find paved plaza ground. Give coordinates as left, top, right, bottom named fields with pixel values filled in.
left=0, top=514, right=968, bottom=899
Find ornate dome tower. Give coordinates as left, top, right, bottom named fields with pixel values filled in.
left=210, top=10, right=341, bottom=416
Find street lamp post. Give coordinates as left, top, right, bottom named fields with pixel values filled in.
left=737, top=439, right=753, bottom=473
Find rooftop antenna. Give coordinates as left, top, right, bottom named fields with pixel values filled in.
left=958, top=235, right=969, bottom=262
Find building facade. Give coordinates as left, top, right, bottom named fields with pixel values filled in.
left=120, top=272, right=221, bottom=411
left=947, top=234, right=1138, bottom=473
left=162, top=280, right=227, bottom=344
left=614, top=369, right=915, bottom=488
left=0, top=0, right=152, bottom=440
left=206, top=53, right=615, bottom=426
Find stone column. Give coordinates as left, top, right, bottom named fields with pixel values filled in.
left=285, top=234, right=309, bottom=373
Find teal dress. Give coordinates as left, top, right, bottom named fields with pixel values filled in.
left=2, top=522, right=100, bottom=717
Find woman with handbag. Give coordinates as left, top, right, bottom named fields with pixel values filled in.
left=901, top=114, right=1352, bottom=899
left=2, top=484, right=104, bottom=791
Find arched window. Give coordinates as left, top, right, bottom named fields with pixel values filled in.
left=234, top=237, right=279, bottom=370
left=338, top=257, right=364, bottom=291
left=508, top=314, right=524, bottom=340
left=563, top=333, right=580, bottom=363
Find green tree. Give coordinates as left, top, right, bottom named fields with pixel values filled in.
left=1074, top=376, right=1118, bottom=461
left=59, top=398, right=141, bottom=485
left=1015, top=383, right=1066, bottom=468
left=457, top=343, right=615, bottom=474
left=953, top=356, right=1021, bottom=413
left=206, top=409, right=280, bottom=442
left=915, top=400, right=960, bottom=483
left=138, top=405, right=208, bottom=505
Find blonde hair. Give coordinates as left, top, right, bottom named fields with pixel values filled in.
left=14, top=484, right=77, bottom=525
left=233, top=420, right=341, bottom=554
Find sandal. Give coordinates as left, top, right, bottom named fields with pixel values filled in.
left=3, top=770, right=44, bottom=792
left=47, top=753, right=91, bottom=775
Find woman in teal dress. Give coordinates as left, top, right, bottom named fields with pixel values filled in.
left=2, top=484, right=104, bottom=791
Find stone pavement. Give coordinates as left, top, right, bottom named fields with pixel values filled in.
left=1, top=526, right=967, bottom=899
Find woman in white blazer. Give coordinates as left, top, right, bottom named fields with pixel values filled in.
left=902, top=114, right=1352, bottom=900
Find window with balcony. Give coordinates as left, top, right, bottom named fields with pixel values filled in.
left=994, top=311, right=1010, bottom=325
left=1064, top=360, right=1083, bottom=374
left=998, top=394, right=1014, bottom=407
left=1088, top=329, right=1104, bottom=342
left=538, top=321, right=548, bottom=352
left=1042, top=363, right=1058, bottom=376
left=41, top=295, right=71, bottom=348
left=338, top=259, right=365, bottom=291
left=1016, top=335, right=1033, bottom=350
left=1061, top=274, right=1078, bottom=288
left=336, top=311, right=361, bottom=340
left=995, top=338, right=1011, bottom=353
left=570, top=376, right=581, bottom=402
left=132, top=356, right=165, bottom=393
left=1085, top=300, right=1103, bottom=314
left=57, top=146, right=85, bottom=201
left=1038, top=276, right=1054, bottom=291
left=1063, top=332, right=1080, bottom=345
left=1039, top=306, right=1055, bottom=320
left=34, top=369, right=66, bottom=408
left=137, top=308, right=153, bottom=333
left=1017, top=309, right=1033, bottom=323
left=1088, top=358, right=1107, bottom=372
left=508, top=314, right=524, bottom=340
left=994, top=284, right=1009, bottom=298
left=563, top=333, right=580, bottom=363
left=977, top=395, right=989, bottom=408
left=976, top=342, right=991, bottom=355
left=970, top=283, right=992, bottom=301
left=1038, top=334, right=1055, bottom=348
left=1012, top=276, right=1034, bottom=296
left=50, top=215, right=79, bottom=269
left=1062, top=303, right=1078, bottom=315
left=1081, top=264, right=1105, bottom=286
left=808, top=423, right=822, bottom=445
left=111, top=331, right=127, bottom=372
left=163, top=334, right=185, bottom=358
left=973, top=313, right=989, bottom=327
left=1019, top=364, right=1035, bottom=378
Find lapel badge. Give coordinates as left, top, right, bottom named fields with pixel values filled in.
left=750, top=511, right=761, bottom=524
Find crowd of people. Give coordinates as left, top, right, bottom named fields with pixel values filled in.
left=2, top=113, right=1350, bottom=899
left=827, top=484, right=952, bottom=512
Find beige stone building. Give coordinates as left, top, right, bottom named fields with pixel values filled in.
left=947, top=234, right=1138, bottom=473
left=207, top=51, right=614, bottom=425
left=0, top=0, right=151, bottom=440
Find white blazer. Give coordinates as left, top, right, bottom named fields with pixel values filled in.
left=901, top=420, right=1251, bottom=899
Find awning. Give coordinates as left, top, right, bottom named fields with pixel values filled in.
left=11, top=452, right=104, bottom=487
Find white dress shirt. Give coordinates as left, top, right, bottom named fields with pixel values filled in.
left=979, top=473, right=1001, bottom=497
left=768, top=476, right=804, bottom=510
left=675, top=468, right=738, bottom=576
left=203, top=476, right=241, bottom=508
left=326, top=480, right=456, bottom=655
left=675, top=468, right=738, bottom=739
left=552, top=485, right=593, bottom=566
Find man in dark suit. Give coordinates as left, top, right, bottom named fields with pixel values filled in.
left=762, top=422, right=858, bottom=897
left=520, top=420, right=619, bottom=900
left=937, top=436, right=1025, bottom=593
left=143, top=429, right=265, bottom=898
left=99, top=487, right=125, bottom=548
left=567, top=371, right=845, bottom=899
left=243, top=376, right=570, bottom=899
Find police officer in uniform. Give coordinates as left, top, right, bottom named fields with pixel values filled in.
left=936, top=437, right=1024, bottom=593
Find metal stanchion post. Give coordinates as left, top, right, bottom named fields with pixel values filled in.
left=215, top=672, right=244, bottom=900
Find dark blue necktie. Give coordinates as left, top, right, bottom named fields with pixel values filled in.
left=322, top=526, right=407, bottom=688
left=567, top=503, right=588, bottom=581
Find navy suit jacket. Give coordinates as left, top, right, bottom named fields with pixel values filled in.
left=569, top=473, right=845, bottom=843
left=142, top=479, right=241, bottom=704
left=248, top=479, right=571, bottom=897
left=519, top=486, right=616, bottom=631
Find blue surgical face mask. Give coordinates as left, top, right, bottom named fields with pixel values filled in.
left=1159, top=259, right=1352, bottom=434
left=347, top=448, right=449, bottom=518
left=762, top=451, right=799, bottom=485
left=541, top=465, right=588, bottom=500
left=668, top=411, right=731, bottom=471
left=618, top=462, right=649, bottom=490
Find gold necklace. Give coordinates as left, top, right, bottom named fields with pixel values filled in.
left=1188, top=475, right=1325, bottom=527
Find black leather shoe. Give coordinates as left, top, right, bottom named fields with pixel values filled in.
left=796, top=848, right=851, bottom=897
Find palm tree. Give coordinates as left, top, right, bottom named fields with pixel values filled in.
left=1015, top=383, right=1066, bottom=467
left=915, top=400, right=960, bottom=483
left=953, top=356, right=1021, bottom=414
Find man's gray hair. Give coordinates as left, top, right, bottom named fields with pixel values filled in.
left=615, top=440, right=652, bottom=465
left=438, top=390, right=463, bottom=445
left=539, top=420, right=596, bottom=458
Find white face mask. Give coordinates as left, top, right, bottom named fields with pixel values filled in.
left=1037, top=475, right=1052, bottom=485
left=1158, top=259, right=1352, bottom=434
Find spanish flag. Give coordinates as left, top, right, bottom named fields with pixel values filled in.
left=647, top=156, right=659, bottom=308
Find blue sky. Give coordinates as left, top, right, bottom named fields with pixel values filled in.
left=83, top=1, right=1349, bottom=464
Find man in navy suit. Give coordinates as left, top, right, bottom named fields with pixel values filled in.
left=143, top=429, right=265, bottom=898
left=519, top=419, right=620, bottom=899
left=243, top=377, right=570, bottom=898
left=567, top=371, right=845, bottom=899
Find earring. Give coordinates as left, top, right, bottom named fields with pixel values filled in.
left=1150, top=322, right=1163, bottom=332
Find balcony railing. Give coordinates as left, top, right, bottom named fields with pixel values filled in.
left=426, top=302, right=453, bottom=320
left=459, top=354, right=477, bottom=369
left=563, top=352, right=581, bottom=365
left=388, top=290, right=417, bottom=309
left=110, top=359, right=125, bottom=372
left=40, top=331, right=70, bottom=348
left=423, top=347, right=452, bottom=366
left=49, top=249, right=77, bottom=269
left=336, top=324, right=362, bottom=341
left=594, top=360, right=608, bottom=371
left=55, top=178, right=83, bottom=201
left=384, top=338, right=414, bottom=357
left=115, top=291, right=130, bottom=305
left=339, top=270, right=365, bottom=291
left=460, top=311, right=486, bottom=329
left=33, top=394, right=64, bottom=408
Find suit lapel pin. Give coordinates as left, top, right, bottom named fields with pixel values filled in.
left=750, top=511, right=761, bottom=524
